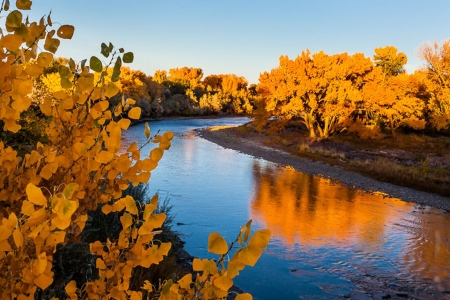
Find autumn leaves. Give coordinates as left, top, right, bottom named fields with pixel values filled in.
left=255, top=44, right=450, bottom=138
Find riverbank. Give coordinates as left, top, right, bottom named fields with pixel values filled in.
left=197, top=125, right=450, bottom=211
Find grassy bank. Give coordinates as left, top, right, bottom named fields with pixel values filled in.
left=220, top=124, right=450, bottom=197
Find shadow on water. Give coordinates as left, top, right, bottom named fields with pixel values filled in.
left=123, top=118, right=450, bottom=299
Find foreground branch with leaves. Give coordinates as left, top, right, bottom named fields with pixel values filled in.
left=0, top=1, right=270, bottom=299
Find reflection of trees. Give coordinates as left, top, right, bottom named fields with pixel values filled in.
left=400, top=211, right=450, bottom=287
left=250, top=161, right=406, bottom=247
left=250, top=161, right=450, bottom=285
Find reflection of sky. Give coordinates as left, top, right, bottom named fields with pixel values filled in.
left=123, top=118, right=450, bottom=299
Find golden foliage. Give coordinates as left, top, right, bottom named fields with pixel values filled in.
left=0, top=2, right=269, bottom=299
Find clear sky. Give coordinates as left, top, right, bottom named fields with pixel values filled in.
left=27, top=1, right=450, bottom=84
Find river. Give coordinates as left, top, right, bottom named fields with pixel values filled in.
left=123, top=117, right=450, bottom=299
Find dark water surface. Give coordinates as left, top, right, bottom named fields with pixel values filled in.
left=123, top=117, right=450, bottom=299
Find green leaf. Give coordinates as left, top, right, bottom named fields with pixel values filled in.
left=69, top=58, right=76, bottom=72
left=208, top=232, right=228, bottom=255
left=108, top=42, right=114, bottom=52
left=6, top=10, right=22, bottom=28
left=62, top=183, right=79, bottom=200
left=101, top=42, right=110, bottom=58
left=123, top=52, right=134, bottom=63
left=60, top=77, right=72, bottom=89
left=58, top=65, right=71, bottom=78
left=119, top=48, right=124, bottom=53
left=111, top=56, right=121, bottom=82
left=89, top=56, right=102, bottom=72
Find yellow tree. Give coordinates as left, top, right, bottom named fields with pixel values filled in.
left=363, top=70, right=426, bottom=137
left=418, top=40, right=450, bottom=131
left=257, top=50, right=375, bottom=138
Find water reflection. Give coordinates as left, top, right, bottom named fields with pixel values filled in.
left=249, top=161, right=450, bottom=291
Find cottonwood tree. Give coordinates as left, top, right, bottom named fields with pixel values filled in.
left=256, top=50, right=375, bottom=138
left=418, top=40, right=450, bottom=131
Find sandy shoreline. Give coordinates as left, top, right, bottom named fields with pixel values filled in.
left=197, top=127, right=450, bottom=212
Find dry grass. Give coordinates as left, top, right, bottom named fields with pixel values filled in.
left=224, top=124, right=450, bottom=197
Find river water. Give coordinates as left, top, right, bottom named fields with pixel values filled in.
left=123, top=117, right=450, bottom=299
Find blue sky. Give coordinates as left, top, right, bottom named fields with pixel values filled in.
left=27, top=1, right=450, bottom=84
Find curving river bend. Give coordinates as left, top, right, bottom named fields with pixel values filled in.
left=123, top=117, right=450, bottom=299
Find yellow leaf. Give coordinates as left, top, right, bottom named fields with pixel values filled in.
left=73, top=142, right=87, bottom=156
left=62, top=183, right=79, bottom=200
left=128, top=107, right=141, bottom=120
left=65, top=280, right=77, bottom=297
left=137, top=171, right=150, bottom=183
left=126, top=98, right=136, bottom=105
left=56, top=199, right=78, bottom=220
left=118, top=118, right=131, bottom=130
left=178, top=273, right=192, bottom=289
left=138, top=159, right=158, bottom=172
left=124, top=195, right=138, bottom=215
left=192, top=258, right=204, bottom=271
left=35, top=252, right=47, bottom=274
left=26, top=183, right=47, bottom=207
left=2, top=34, right=22, bottom=51
left=127, top=142, right=137, bottom=152
left=213, top=275, right=233, bottom=291
left=13, top=229, right=23, bottom=248
left=138, top=219, right=154, bottom=235
left=52, top=215, right=71, bottom=230
left=34, top=272, right=53, bottom=290
left=120, top=212, right=133, bottom=229
left=102, top=204, right=113, bottom=215
left=104, top=82, right=119, bottom=98
left=150, top=148, right=163, bottom=162
left=235, top=294, right=253, bottom=300
left=113, top=198, right=126, bottom=212
left=144, top=122, right=151, bottom=139
left=142, top=203, right=157, bottom=221
left=0, top=240, right=11, bottom=251
left=208, top=232, right=228, bottom=255
left=95, top=151, right=114, bottom=164
left=162, top=131, right=175, bottom=142
left=248, top=229, right=271, bottom=249
left=227, top=260, right=245, bottom=279
left=96, top=258, right=106, bottom=269
left=148, top=212, right=165, bottom=229
left=25, top=64, right=44, bottom=76
left=238, top=245, right=262, bottom=267
left=0, top=225, right=13, bottom=241
left=37, top=52, right=53, bottom=67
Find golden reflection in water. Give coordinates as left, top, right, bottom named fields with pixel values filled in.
left=250, top=161, right=410, bottom=247
left=249, top=161, right=450, bottom=285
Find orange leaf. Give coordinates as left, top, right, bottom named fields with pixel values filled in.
left=208, top=232, right=228, bottom=255
left=96, top=258, right=106, bottom=269
left=95, top=151, right=114, bottom=164
left=150, top=148, right=163, bottom=162
left=34, top=272, right=53, bottom=290
left=124, top=195, right=138, bottom=215
left=235, top=294, right=253, bottom=300
left=128, top=107, right=141, bottom=120
left=248, top=229, right=271, bottom=249
left=26, top=183, right=47, bottom=207
left=213, top=275, right=233, bottom=291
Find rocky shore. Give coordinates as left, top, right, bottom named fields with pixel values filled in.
left=196, top=126, right=450, bottom=211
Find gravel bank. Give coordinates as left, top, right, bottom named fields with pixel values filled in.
left=197, top=127, right=450, bottom=212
